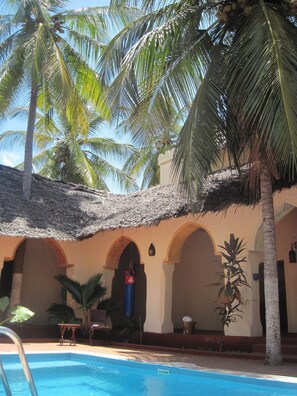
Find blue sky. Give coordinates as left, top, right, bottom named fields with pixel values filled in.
left=70, top=0, right=110, bottom=8
left=0, top=0, right=130, bottom=192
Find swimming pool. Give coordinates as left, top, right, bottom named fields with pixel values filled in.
left=0, top=352, right=296, bottom=395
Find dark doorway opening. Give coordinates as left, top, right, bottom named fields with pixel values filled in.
left=111, top=242, right=146, bottom=329
left=259, top=261, right=288, bottom=335
left=0, top=260, right=14, bottom=298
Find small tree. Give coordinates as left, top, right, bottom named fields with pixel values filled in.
left=53, top=273, right=107, bottom=326
left=214, top=234, right=250, bottom=351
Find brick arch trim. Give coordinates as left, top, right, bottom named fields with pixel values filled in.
left=7, top=238, right=68, bottom=267
left=44, top=239, right=68, bottom=267
left=105, top=236, right=140, bottom=269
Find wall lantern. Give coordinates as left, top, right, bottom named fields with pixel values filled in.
left=148, top=243, right=156, bottom=257
left=252, top=273, right=259, bottom=281
left=289, top=243, right=297, bottom=263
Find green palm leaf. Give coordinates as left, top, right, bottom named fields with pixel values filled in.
left=10, top=306, right=35, bottom=323
left=54, top=274, right=83, bottom=305
left=54, top=273, right=107, bottom=325
left=226, top=2, right=297, bottom=180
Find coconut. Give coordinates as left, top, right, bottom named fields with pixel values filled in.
left=223, top=4, right=232, bottom=13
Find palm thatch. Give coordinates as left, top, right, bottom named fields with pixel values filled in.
left=0, top=165, right=295, bottom=241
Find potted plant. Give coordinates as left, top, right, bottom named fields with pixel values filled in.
left=48, top=273, right=107, bottom=328
left=212, top=233, right=250, bottom=351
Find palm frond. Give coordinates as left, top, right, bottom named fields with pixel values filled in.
left=226, top=2, right=297, bottom=180
left=87, top=154, right=138, bottom=191
left=0, top=14, right=14, bottom=41
left=54, top=274, right=83, bottom=305
left=47, top=303, right=77, bottom=325
left=0, top=129, right=26, bottom=148
left=54, top=273, right=107, bottom=313
left=173, top=43, right=225, bottom=195
left=83, top=137, right=135, bottom=159
left=0, top=44, right=26, bottom=117
left=59, top=38, right=109, bottom=121
left=82, top=273, right=107, bottom=309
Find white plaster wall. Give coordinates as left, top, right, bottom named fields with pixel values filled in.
left=158, top=149, right=174, bottom=186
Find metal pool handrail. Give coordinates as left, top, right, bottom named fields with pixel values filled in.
left=0, top=326, right=38, bottom=396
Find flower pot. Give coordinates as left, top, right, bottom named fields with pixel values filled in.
left=183, top=321, right=196, bottom=335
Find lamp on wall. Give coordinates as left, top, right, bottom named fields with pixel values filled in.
left=148, top=243, right=156, bottom=256
left=252, top=273, right=259, bottom=281
left=289, top=243, right=297, bottom=263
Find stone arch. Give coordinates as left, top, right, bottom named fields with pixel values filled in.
left=1, top=238, right=66, bottom=325
left=171, top=226, right=221, bottom=332
left=44, top=239, right=68, bottom=267
left=7, top=238, right=68, bottom=267
left=254, top=204, right=297, bottom=334
left=105, top=236, right=141, bottom=269
left=110, top=240, right=147, bottom=328
left=254, top=203, right=296, bottom=251
left=2, top=238, right=25, bottom=262
left=166, top=222, right=218, bottom=264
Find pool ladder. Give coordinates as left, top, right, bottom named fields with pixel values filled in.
left=0, top=326, right=38, bottom=395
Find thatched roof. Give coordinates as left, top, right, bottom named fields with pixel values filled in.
left=0, top=164, right=294, bottom=241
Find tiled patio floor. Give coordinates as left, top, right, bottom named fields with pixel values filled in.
left=0, top=342, right=296, bottom=382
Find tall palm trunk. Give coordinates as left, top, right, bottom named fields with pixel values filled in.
left=9, top=240, right=26, bottom=311
left=259, top=164, right=282, bottom=365
left=23, top=82, right=38, bottom=200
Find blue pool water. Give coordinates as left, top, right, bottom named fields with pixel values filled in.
left=0, top=352, right=296, bottom=395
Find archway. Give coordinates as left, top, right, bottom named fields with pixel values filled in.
left=0, top=238, right=66, bottom=325
left=171, top=226, right=221, bottom=332
left=110, top=240, right=146, bottom=328
left=255, top=206, right=297, bottom=334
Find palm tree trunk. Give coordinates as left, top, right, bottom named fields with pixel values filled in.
left=259, top=164, right=282, bottom=365
left=22, top=82, right=38, bottom=200
left=9, top=241, right=26, bottom=311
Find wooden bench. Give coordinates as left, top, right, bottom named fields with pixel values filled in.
left=89, top=309, right=112, bottom=346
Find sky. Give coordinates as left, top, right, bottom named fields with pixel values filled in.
left=0, top=0, right=129, bottom=193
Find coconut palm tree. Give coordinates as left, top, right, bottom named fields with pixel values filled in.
left=121, top=97, right=183, bottom=188
left=122, top=131, right=176, bottom=188
left=101, top=0, right=297, bottom=365
left=0, top=106, right=138, bottom=190
left=0, top=0, right=112, bottom=199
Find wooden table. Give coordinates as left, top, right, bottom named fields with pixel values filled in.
left=58, top=323, right=81, bottom=346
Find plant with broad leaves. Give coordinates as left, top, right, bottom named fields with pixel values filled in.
left=54, top=273, right=107, bottom=326
left=46, top=303, right=79, bottom=325
left=0, top=296, right=34, bottom=325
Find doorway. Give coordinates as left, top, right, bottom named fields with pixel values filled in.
left=259, top=261, right=288, bottom=335
left=111, top=242, right=146, bottom=328
left=0, top=260, right=14, bottom=298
